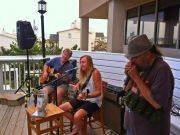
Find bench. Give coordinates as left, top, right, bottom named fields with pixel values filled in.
left=164, top=57, right=180, bottom=135
left=71, top=50, right=180, bottom=134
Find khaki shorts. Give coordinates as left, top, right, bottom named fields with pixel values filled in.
left=47, top=84, right=69, bottom=95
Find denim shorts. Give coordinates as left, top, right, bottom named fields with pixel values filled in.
left=127, top=131, right=134, bottom=135
left=69, top=99, right=100, bottom=114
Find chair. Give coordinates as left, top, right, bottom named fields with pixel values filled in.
left=70, top=81, right=107, bottom=134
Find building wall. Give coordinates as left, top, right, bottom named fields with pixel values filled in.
left=0, top=33, right=16, bottom=49
left=58, top=29, right=96, bottom=51
left=124, top=0, right=180, bottom=58
left=79, top=0, right=109, bottom=18
left=79, top=0, right=180, bottom=58
left=89, top=31, right=96, bottom=51
left=58, top=29, right=80, bottom=49
left=124, top=0, right=154, bottom=9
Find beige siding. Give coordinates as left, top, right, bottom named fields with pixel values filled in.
left=58, top=29, right=95, bottom=51
left=0, top=33, right=16, bottom=49
left=79, top=0, right=109, bottom=18
left=59, top=29, right=80, bottom=49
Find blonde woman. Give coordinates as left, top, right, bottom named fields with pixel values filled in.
left=60, top=55, right=102, bottom=135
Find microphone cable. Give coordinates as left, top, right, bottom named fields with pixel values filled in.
left=171, top=103, right=180, bottom=117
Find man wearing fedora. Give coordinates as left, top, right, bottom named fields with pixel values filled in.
left=123, top=34, right=174, bottom=135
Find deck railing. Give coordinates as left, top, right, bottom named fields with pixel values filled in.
left=0, top=52, right=180, bottom=103
left=0, top=51, right=180, bottom=134
left=0, top=55, right=54, bottom=91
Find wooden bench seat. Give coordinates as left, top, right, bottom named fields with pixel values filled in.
left=71, top=51, right=180, bottom=134
left=0, top=91, right=25, bottom=106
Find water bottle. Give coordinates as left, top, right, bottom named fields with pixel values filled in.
left=36, top=91, right=48, bottom=113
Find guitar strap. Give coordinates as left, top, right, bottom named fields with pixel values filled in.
left=74, top=69, right=94, bottom=98
left=58, top=60, right=69, bottom=74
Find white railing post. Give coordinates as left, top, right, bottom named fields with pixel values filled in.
left=0, top=63, right=3, bottom=90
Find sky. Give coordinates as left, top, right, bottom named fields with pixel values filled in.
left=0, top=0, right=107, bottom=37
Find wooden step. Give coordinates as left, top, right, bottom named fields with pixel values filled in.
left=0, top=91, right=26, bottom=106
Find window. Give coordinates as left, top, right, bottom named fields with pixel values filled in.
left=157, top=5, right=179, bottom=48
left=140, top=2, right=156, bottom=42
left=125, top=0, right=180, bottom=49
left=68, top=33, right=72, bottom=39
left=126, top=7, right=138, bottom=44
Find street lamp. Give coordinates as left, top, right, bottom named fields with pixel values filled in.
left=38, top=0, right=47, bottom=64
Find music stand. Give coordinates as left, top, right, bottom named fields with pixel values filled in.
left=34, top=67, right=77, bottom=105
left=31, top=67, right=77, bottom=135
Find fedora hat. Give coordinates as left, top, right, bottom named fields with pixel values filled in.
left=126, top=34, right=153, bottom=58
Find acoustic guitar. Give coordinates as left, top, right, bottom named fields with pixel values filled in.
left=39, top=66, right=56, bottom=84
left=39, top=66, right=69, bottom=84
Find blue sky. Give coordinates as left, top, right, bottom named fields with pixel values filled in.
left=0, top=0, right=107, bottom=37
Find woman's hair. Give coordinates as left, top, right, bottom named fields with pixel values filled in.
left=79, top=55, right=94, bottom=86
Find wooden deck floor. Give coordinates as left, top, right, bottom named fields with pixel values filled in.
left=0, top=104, right=28, bottom=135
left=0, top=103, right=119, bottom=135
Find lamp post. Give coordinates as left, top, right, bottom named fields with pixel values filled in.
left=38, top=0, right=46, bottom=64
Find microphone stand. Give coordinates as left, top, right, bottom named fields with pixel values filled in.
left=35, top=73, right=68, bottom=105
left=33, top=69, right=76, bottom=135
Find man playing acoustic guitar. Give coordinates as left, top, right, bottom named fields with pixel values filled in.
left=40, top=48, right=74, bottom=105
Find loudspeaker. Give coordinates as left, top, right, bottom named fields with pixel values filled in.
left=17, top=20, right=36, bottom=50
left=103, top=98, right=125, bottom=134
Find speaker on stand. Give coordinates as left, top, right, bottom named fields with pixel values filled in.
left=14, top=21, right=36, bottom=100
left=16, top=21, right=36, bottom=50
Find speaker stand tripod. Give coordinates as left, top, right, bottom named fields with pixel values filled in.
left=14, top=49, right=31, bottom=97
